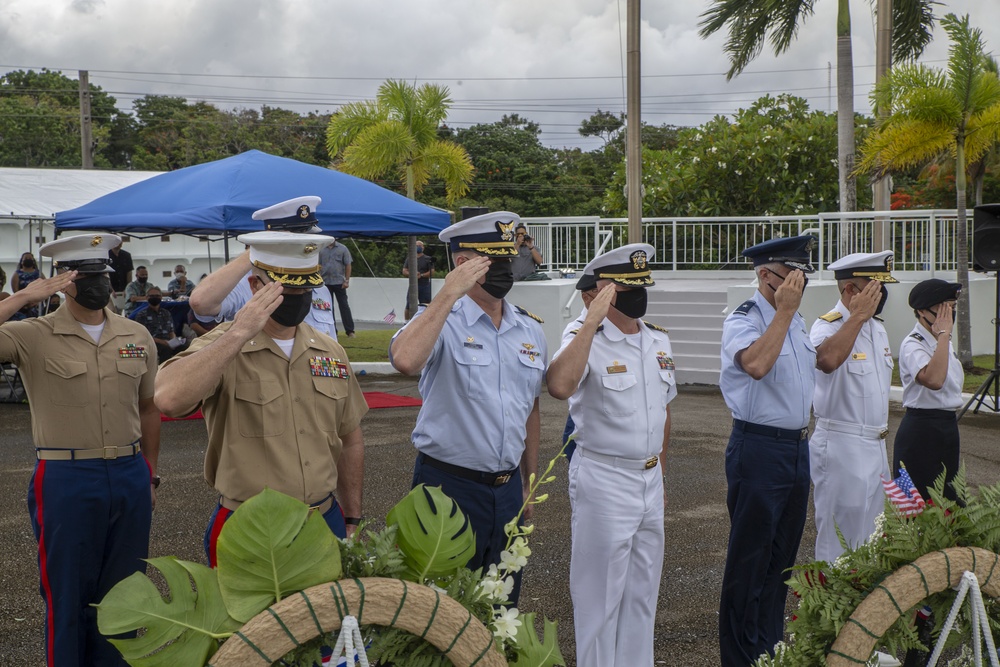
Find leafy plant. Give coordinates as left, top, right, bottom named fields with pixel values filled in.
left=386, top=484, right=476, bottom=581
left=509, top=613, right=564, bottom=667
left=95, top=557, right=241, bottom=665
left=215, top=488, right=343, bottom=622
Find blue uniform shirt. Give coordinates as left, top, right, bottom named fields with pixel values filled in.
left=391, top=296, right=547, bottom=472
left=720, top=290, right=816, bottom=429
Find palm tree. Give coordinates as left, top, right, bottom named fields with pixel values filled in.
left=326, top=80, right=474, bottom=315
left=699, top=0, right=935, bottom=213
left=857, top=13, right=1000, bottom=368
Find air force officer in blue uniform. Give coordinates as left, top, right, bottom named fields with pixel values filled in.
left=389, top=211, right=546, bottom=606
left=718, top=236, right=817, bottom=666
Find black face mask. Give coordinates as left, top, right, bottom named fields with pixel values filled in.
left=926, top=306, right=957, bottom=325
left=23, top=260, right=35, bottom=269
left=875, top=284, right=888, bottom=316
left=72, top=274, right=112, bottom=311
left=612, top=288, right=648, bottom=319
left=481, top=260, right=514, bottom=299
left=137, top=276, right=147, bottom=284
left=147, top=296, right=162, bottom=306
left=270, top=291, right=312, bottom=327
left=763, top=268, right=808, bottom=294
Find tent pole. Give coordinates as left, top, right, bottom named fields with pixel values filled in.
left=223, top=232, right=230, bottom=262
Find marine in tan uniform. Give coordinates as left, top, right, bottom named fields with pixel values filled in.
left=155, top=231, right=367, bottom=566
left=0, top=234, right=161, bottom=667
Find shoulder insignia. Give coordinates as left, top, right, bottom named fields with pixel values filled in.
left=873, top=315, right=884, bottom=322
left=819, top=311, right=843, bottom=323
left=570, top=328, right=580, bottom=335
left=643, top=320, right=669, bottom=333
left=909, top=332, right=925, bottom=342
left=570, top=325, right=603, bottom=336
left=733, top=299, right=757, bottom=316
left=514, top=305, right=544, bottom=324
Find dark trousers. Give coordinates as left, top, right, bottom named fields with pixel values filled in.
left=411, top=454, right=525, bottom=605
left=326, top=284, right=355, bottom=335
left=893, top=408, right=961, bottom=502
left=719, top=428, right=810, bottom=666
left=203, top=496, right=345, bottom=567
left=28, top=454, right=152, bottom=667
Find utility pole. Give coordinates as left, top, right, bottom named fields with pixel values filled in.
left=626, top=0, right=642, bottom=244
left=79, top=70, right=93, bottom=169
left=872, top=0, right=892, bottom=250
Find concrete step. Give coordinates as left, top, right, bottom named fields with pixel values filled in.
left=649, top=313, right=727, bottom=329
left=669, top=340, right=724, bottom=357
left=647, top=301, right=730, bottom=316
left=647, top=289, right=730, bottom=305
left=675, top=367, right=721, bottom=386
left=675, top=352, right=722, bottom=371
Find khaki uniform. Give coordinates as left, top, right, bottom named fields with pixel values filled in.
left=0, top=305, right=157, bottom=446
left=166, top=321, right=368, bottom=504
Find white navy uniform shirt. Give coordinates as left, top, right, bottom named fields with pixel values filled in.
left=720, top=289, right=816, bottom=430
left=899, top=323, right=964, bottom=410
left=810, top=299, right=893, bottom=427
left=390, top=296, right=547, bottom=472
left=193, top=270, right=337, bottom=341
left=556, top=319, right=676, bottom=459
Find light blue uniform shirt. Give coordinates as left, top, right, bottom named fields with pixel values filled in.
left=192, top=271, right=337, bottom=341
left=720, top=290, right=816, bottom=430
left=390, top=295, right=547, bottom=472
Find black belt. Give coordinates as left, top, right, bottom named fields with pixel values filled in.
left=905, top=407, right=956, bottom=420
left=419, top=454, right=517, bottom=487
left=733, top=419, right=808, bottom=442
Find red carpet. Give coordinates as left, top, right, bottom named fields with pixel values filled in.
left=161, top=392, right=421, bottom=421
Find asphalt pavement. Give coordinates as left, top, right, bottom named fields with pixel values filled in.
left=0, top=378, right=998, bottom=666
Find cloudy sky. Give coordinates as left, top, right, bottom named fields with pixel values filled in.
left=2, top=0, right=999, bottom=151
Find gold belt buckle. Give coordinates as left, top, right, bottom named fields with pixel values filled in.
left=493, top=473, right=511, bottom=486
left=799, top=428, right=809, bottom=441
left=879, top=428, right=889, bottom=440
left=103, top=446, right=119, bottom=460
left=644, top=456, right=658, bottom=470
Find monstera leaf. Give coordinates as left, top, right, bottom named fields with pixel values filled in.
left=386, top=484, right=476, bottom=581
left=216, top=488, right=342, bottom=622
left=96, top=556, right=241, bottom=666
left=509, top=612, right=565, bottom=667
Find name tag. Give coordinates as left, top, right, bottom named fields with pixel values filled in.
left=606, top=362, right=627, bottom=374
left=851, top=352, right=867, bottom=360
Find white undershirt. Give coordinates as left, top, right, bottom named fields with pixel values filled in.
left=272, top=337, right=295, bottom=358
left=79, top=321, right=106, bottom=343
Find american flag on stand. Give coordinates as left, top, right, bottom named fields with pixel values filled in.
left=382, top=309, right=396, bottom=324
left=881, top=467, right=926, bottom=516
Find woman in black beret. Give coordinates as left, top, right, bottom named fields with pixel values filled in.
left=893, top=278, right=964, bottom=502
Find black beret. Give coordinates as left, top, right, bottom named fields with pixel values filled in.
left=908, top=278, right=961, bottom=309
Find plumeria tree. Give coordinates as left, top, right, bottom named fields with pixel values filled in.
left=857, top=13, right=1000, bottom=368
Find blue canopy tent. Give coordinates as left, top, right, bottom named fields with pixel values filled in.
left=55, top=150, right=452, bottom=243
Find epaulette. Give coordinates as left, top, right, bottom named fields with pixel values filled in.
left=909, top=332, right=925, bottom=342
left=818, top=311, right=843, bottom=323
left=570, top=325, right=603, bottom=335
left=733, top=299, right=757, bottom=316
left=873, top=315, right=884, bottom=322
left=643, top=320, right=669, bottom=333
left=514, top=305, right=544, bottom=324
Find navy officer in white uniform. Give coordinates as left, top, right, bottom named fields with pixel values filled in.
left=389, top=210, right=546, bottom=606
left=809, top=251, right=897, bottom=564
left=547, top=244, right=674, bottom=667
left=718, top=235, right=817, bottom=666
left=189, top=196, right=337, bottom=341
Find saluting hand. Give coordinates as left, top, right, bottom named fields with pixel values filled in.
left=934, top=301, right=955, bottom=338
left=231, top=280, right=284, bottom=340
left=848, top=279, right=882, bottom=322
left=584, top=284, right=616, bottom=327
left=441, top=255, right=491, bottom=299
left=774, top=270, right=805, bottom=314
left=19, top=270, right=78, bottom=303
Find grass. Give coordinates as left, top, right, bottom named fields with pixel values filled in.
left=890, top=353, right=996, bottom=393
left=340, top=329, right=398, bottom=362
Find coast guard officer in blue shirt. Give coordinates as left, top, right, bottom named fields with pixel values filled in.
left=718, top=236, right=817, bottom=666
left=389, top=211, right=546, bottom=606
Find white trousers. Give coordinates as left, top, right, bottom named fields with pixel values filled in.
left=809, top=424, right=890, bottom=563
left=568, top=454, right=664, bottom=667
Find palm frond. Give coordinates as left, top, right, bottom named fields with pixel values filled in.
left=325, top=101, right=385, bottom=157
left=857, top=119, right=954, bottom=176
left=967, top=71, right=1000, bottom=115
left=889, top=0, right=937, bottom=63
left=942, top=13, right=989, bottom=109
left=768, top=0, right=817, bottom=55
left=338, top=120, right=414, bottom=181
left=886, top=86, right=962, bottom=126
left=965, top=104, right=1000, bottom=165
left=871, top=64, right=947, bottom=116
left=417, top=139, right=475, bottom=204
left=699, top=0, right=776, bottom=79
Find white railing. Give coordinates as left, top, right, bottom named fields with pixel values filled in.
left=523, top=210, right=972, bottom=274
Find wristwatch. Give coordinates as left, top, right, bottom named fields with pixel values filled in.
left=344, top=516, right=363, bottom=526
left=151, top=475, right=162, bottom=489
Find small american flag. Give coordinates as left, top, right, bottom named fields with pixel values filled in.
left=383, top=309, right=396, bottom=324
left=882, top=467, right=926, bottom=516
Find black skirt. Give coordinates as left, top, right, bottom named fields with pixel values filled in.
left=892, top=408, right=961, bottom=502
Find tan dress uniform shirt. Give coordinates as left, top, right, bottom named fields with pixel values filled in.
left=0, top=306, right=157, bottom=448
left=166, top=322, right=368, bottom=504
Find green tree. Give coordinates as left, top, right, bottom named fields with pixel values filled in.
left=699, top=0, right=935, bottom=213
left=578, top=109, right=624, bottom=147
left=857, top=13, right=1000, bottom=368
left=326, top=79, right=474, bottom=311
